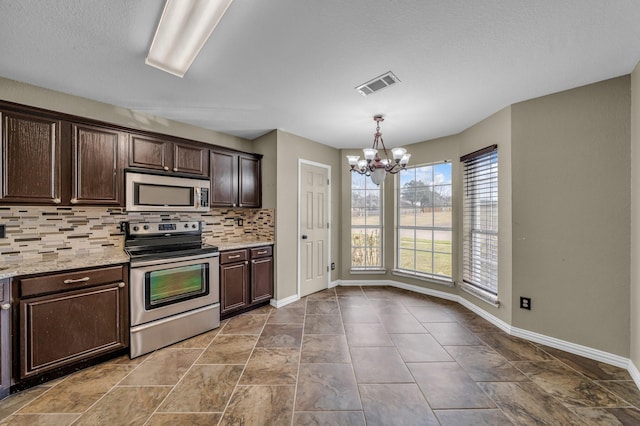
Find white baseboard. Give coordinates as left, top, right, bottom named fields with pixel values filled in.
left=270, top=294, right=299, bottom=308
left=332, top=279, right=637, bottom=379
left=510, top=326, right=629, bottom=369
left=628, top=359, right=640, bottom=390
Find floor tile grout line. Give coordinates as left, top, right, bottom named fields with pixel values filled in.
left=216, top=306, right=274, bottom=426
left=289, top=294, right=308, bottom=426
left=65, top=353, right=162, bottom=425
left=138, top=332, right=216, bottom=426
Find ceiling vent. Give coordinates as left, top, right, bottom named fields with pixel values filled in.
left=356, top=71, right=400, bottom=96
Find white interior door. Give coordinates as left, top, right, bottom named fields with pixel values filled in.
left=299, top=162, right=330, bottom=297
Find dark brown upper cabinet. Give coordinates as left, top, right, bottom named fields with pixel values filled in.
left=71, top=123, right=126, bottom=206
left=0, top=111, right=68, bottom=204
left=239, top=155, right=261, bottom=208
left=129, top=133, right=209, bottom=177
left=210, top=150, right=261, bottom=208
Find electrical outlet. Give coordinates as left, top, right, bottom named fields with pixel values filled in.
left=0, top=224, right=5, bottom=238
left=236, top=218, right=243, bottom=227
left=331, top=262, right=335, bottom=270
left=520, top=297, right=531, bottom=310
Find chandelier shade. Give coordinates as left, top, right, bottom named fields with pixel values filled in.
left=346, top=115, right=410, bottom=185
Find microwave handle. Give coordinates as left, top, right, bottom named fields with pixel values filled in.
left=195, top=187, right=201, bottom=208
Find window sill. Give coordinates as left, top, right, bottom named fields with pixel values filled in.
left=391, top=270, right=454, bottom=287
left=349, top=268, right=387, bottom=275
left=460, top=282, right=500, bottom=307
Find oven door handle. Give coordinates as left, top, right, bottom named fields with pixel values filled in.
left=130, top=252, right=220, bottom=268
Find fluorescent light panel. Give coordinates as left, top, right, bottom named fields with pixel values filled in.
left=146, top=0, right=233, bottom=78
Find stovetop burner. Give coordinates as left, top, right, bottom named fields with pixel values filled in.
left=122, top=220, right=218, bottom=263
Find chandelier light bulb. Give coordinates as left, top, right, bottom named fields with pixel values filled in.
left=391, top=147, right=406, bottom=161
left=346, top=155, right=360, bottom=166
left=363, top=148, right=377, bottom=161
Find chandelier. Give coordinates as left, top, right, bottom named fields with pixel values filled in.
left=346, top=115, right=411, bottom=186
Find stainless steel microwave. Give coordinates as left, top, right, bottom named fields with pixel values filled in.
left=125, top=171, right=210, bottom=212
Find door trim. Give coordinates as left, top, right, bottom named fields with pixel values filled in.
left=297, top=159, right=332, bottom=299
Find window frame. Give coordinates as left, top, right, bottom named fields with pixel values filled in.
left=395, top=161, right=453, bottom=282
left=349, top=173, right=384, bottom=272
left=461, top=145, right=499, bottom=304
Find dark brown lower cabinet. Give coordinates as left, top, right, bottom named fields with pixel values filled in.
left=220, top=252, right=249, bottom=315
left=250, top=247, right=273, bottom=303
left=15, top=265, right=128, bottom=381
left=0, top=279, right=10, bottom=399
left=220, top=245, right=273, bottom=319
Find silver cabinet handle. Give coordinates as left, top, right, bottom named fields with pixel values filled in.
left=63, top=276, right=90, bottom=284
left=118, top=282, right=125, bottom=288
left=228, top=254, right=241, bottom=260
left=256, top=250, right=267, bottom=255
left=163, top=166, right=169, bottom=171
left=70, top=198, right=78, bottom=204
left=53, top=198, right=61, bottom=204
left=0, top=304, right=10, bottom=310
left=173, top=167, right=178, bottom=172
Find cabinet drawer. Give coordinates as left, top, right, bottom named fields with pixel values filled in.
left=19, top=265, right=125, bottom=298
left=250, top=246, right=272, bottom=259
left=220, top=249, right=248, bottom=265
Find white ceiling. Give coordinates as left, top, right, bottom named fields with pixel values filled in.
left=1, top=1, right=640, bottom=149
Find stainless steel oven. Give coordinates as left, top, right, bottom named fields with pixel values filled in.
left=123, top=221, right=219, bottom=358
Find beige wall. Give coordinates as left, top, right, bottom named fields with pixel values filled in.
left=631, top=65, right=640, bottom=370
left=511, top=76, right=631, bottom=356
left=0, top=77, right=253, bottom=152
left=271, top=130, right=342, bottom=300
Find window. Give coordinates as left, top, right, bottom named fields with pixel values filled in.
left=397, top=162, right=452, bottom=279
left=350, top=173, right=383, bottom=269
left=461, top=145, right=498, bottom=298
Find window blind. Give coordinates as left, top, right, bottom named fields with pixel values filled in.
left=461, top=145, right=498, bottom=295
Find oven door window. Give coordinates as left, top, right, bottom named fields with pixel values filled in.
left=145, top=263, right=209, bottom=309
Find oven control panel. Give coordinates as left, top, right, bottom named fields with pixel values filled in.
left=123, top=221, right=201, bottom=236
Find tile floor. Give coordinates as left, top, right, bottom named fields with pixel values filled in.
left=1, top=285, right=640, bottom=425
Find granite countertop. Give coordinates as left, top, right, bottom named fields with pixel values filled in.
left=0, top=247, right=130, bottom=279
left=0, top=239, right=275, bottom=280
left=211, top=238, right=275, bottom=252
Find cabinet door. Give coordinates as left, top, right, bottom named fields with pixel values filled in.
left=19, top=281, right=128, bottom=379
left=238, top=155, right=261, bottom=208
left=210, top=150, right=238, bottom=207
left=174, top=143, right=208, bottom=176
left=0, top=279, right=10, bottom=399
left=1, top=111, right=65, bottom=204
left=250, top=256, right=273, bottom=303
left=129, top=134, right=171, bottom=171
left=71, top=124, right=125, bottom=205
left=220, top=262, right=248, bottom=315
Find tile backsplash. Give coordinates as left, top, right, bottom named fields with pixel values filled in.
left=0, top=206, right=274, bottom=262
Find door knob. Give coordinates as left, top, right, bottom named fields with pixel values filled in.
left=301, top=235, right=308, bottom=239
